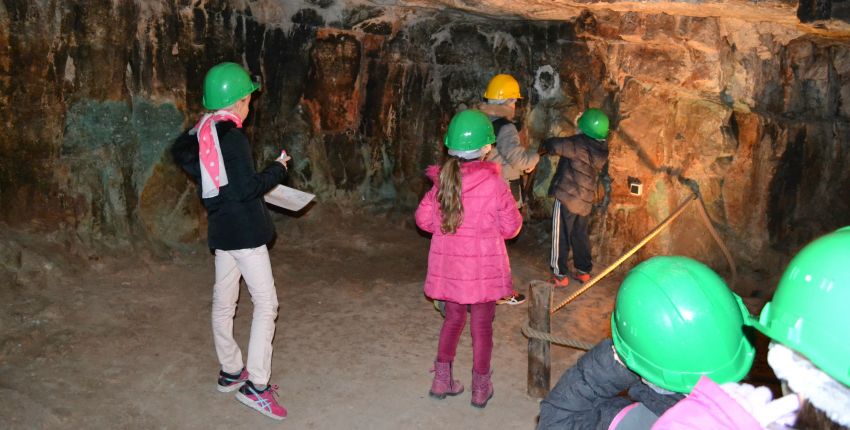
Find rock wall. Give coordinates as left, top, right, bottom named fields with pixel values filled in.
left=585, top=10, right=850, bottom=278
left=1, top=0, right=848, bottom=284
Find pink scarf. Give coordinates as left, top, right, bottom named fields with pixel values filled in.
left=192, top=110, right=243, bottom=199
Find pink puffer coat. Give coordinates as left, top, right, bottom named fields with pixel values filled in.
left=415, top=160, right=523, bottom=304
left=651, top=376, right=763, bottom=430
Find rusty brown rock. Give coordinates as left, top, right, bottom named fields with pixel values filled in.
left=0, top=1, right=848, bottom=283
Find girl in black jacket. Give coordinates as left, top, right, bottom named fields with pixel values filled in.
left=171, top=62, right=290, bottom=421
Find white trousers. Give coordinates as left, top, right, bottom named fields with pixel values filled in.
left=212, top=245, right=278, bottom=385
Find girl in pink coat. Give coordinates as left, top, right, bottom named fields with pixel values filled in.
left=415, top=110, right=523, bottom=408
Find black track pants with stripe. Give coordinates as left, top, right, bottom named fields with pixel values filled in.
left=550, top=200, right=592, bottom=276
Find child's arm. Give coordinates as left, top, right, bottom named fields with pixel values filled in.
left=496, top=182, right=522, bottom=239
left=415, top=186, right=438, bottom=233
left=171, top=131, right=201, bottom=179
left=537, top=339, right=640, bottom=430
left=542, top=136, right=580, bottom=160
left=495, top=124, right=540, bottom=173
left=221, top=131, right=288, bottom=202
left=627, top=380, right=684, bottom=416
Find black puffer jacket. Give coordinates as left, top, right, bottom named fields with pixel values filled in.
left=543, top=134, right=608, bottom=217
left=537, top=339, right=683, bottom=430
left=171, top=121, right=287, bottom=251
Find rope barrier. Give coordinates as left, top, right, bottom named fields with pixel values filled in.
left=550, top=193, right=698, bottom=314
left=521, top=320, right=594, bottom=351
left=521, top=191, right=739, bottom=350
left=694, top=195, right=738, bottom=288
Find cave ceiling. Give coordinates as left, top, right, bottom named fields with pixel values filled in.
left=236, top=0, right=850, bottom=35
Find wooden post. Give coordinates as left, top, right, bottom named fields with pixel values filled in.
left=527, top=280, right=552, bottom=398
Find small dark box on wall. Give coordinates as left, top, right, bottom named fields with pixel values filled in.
left=628, top=177, right=642, bottom=196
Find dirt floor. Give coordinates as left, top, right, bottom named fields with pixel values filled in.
left=0, top=203, right=625, bottom=429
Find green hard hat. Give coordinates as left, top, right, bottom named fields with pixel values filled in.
left=611, top=256, right=755, bottom=393
left=444, top=110, right=496, bottom=151
left=202, top=62, right=261, bottom=110
left=577, top=108, right=609, bottom=140
left=754, top=226, right=850, bottom=387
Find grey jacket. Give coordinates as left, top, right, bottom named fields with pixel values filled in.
left=544, top=134, right=608, bottom=217
left=537, top=339, right=683, bottom=430
left=486, top=118, right=540, bottom=182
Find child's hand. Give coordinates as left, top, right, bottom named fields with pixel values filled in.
left=277, top=150, right=292, bottom=169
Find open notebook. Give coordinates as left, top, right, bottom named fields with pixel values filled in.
left=264, top=185, right=315, bottom=212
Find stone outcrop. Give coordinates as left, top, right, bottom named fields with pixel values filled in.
left=1, top=0, right=848, bottom=287
left=589, top=10, right=850, bottom=277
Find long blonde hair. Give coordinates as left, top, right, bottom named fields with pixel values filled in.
left=437, top=157, right=464, bottom=234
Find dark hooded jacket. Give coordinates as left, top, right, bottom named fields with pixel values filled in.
left=543, top=134, right=609, bottom=216
left=537, top=339, right=684, bottom=430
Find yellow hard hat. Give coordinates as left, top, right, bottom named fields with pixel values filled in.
left=483, top=74, right=522, bottom=100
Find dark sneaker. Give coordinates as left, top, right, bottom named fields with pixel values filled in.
left=217, top=368, right=248, bottom=393
left=575, top=271, right=591, bottom=283
left=551, top=275, right=570, bottom=288
left=236, top=380, right=287, bottom=420
left=497, top=291, right=527, bottom=305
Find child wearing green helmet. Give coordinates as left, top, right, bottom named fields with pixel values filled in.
left=541, top=108, right=610, bottom=288
left=538, top=256, right=757, bottom=429
left=415, top=109, right=524, bottom=408
left=654, top=227, right=850, bottom=430
left=171, top=62, right=290, bottom=421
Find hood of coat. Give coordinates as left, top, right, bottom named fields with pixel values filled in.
left=425, top=160, right=502, bottom=191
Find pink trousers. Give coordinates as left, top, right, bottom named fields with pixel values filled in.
left=436, top=301, right=496, bottom=374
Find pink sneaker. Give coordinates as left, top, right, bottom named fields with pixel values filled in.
left=217, top=368, right=249, bottom=393
left=236, top=380, right=287, bottom=420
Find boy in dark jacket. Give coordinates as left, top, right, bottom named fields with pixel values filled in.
left=541, top=108, right=609, bottom=287
left=171, top=62, right=290, bottom=421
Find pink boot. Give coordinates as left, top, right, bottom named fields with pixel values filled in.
left=429, top=361, right=464, bottom=399
left=471, top=370, right=493, bottom=408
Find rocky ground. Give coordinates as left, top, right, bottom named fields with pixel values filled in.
left=0, top=204, right=624, bottom=429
